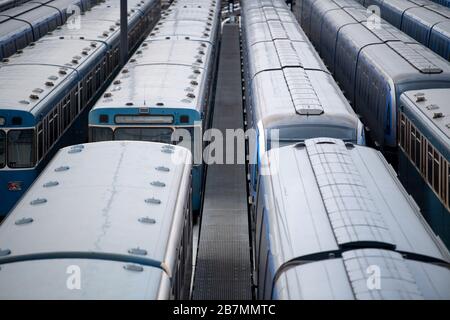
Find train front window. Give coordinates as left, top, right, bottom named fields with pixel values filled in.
left=7, top=129, right=35, bottom=168
left=0, top=130, right=5, bottom=168
left=91, top=127, right=113, bottom=142
left=114, top=127, right=174, bottom=144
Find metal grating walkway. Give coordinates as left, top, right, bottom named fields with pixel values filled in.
left=192, top=22, right=252, bottom=300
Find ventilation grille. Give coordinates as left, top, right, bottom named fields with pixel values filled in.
left=304, top=138, right=395, bottom=246
left=342, top=249, right=424, bottom=300
left=283, top=68, right=323, bottom=115
left=388, top=42, right=443, bottom=74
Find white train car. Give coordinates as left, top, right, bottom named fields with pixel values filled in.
left=255, top=138, right=450, bottom=299
left=0, top=141, right=193, bottom=299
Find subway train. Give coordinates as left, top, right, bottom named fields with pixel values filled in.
left=0, top=0, right=161, bottom=217
left=292, top=0, right=450, bottom=247
left=431, top=0, right=450, bottom=7
left=88, top=0, right=221, bottom=212
left=255, top=137, right=450, bottom=299
left=293, top=0, right=450, bottom=149
left=240, top=0, right=365, bottom=210
left=356, top=0, right=450, bottom=61
left=397, top=89, right=450, bottom=248
left=0, top=0, right=102, bottom=60
left=0, top=141, right=193, bottom=299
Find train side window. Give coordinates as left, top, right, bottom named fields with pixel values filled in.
left=415, top=131, right=421, bottom=168
left=433, top=150, right=440, bottom=194
left=0, top=130, right=5, bottom=168
left=37, top=123, right=44, bottom=161
left=427, top=144, right=433, bottom=185
left=399, top=112, right=406, bottom=149
left=7, top=129, right=35, bottom=168
left=441, top=159, right=447, bottom=205
left=448, top=163, right=450, bottom=208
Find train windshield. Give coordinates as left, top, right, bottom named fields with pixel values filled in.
left=114, top=127, right=174, bottom=144
left=0, top=130, right=5, bottom=168
left=267, top=125, right=357, bottom=150
left=7, top=129, right=35, bottom=168
left=91, top=127, right=113, bottom=142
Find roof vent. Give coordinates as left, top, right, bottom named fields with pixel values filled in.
left=128, top=248, right=147, bottom=256
left=156, top=102, right=164, bottom=106
left=43, top=181, right=59, bottom=188
left=104, top=92, right=112, bottom=98
left=59, top=69, right=67, bottom=75
left=45, top=81, right=54, bottom=87
left=156, top=166, right=170, bottom=172
left=433, top=112, right=444, bottom=119
left=190, top=80, right=198, bottom=86
left=151, top=181, right=166, bottom=187
left=138, top=217, right=156, bottom=224
left=19, top=100, right=30, bottom=105
left=187, top=93, right=196, bottom=99
left=145, top=197, right=161, bottom=205
left=15, top=218, right=33, bottom=225
left=30, top=198, right=47, bottom=205
left=0, top=249, right=11, bottom=257
left=123, top=264, right=143, bottom=272
left=48, top=75, right=58, bottom=81
left=126, top=102, right=133, bottom=106
left=415, top=92, right=426, bottom=102
left=122, top=69, right=129, bottom=74
left=426, top=104, right=439, bottom=110
left=55, top=166, right=70, bottom=172
left=29, top=94, right=39, bottom=100
left=113, top=80, right=121, bottom=85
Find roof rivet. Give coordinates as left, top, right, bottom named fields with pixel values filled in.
left=19, top=100, right=30, bottom=105
left=29, top=94, right=39, bottom=100
left=187, top=93, right=196, bottom=99
left=126, top=102, right=133, bottom=106
left=190, top=80, right=199, bottom=86
left=104, top=92, right=112, bottom=98
left=59, top=69, right=67, bottom=75
left=156, top=102, right=164, bottom=106
left=113, top=80, right=121, bottom=85
left=156, top=166, right=170, bottom=172
left=122, top=69, right=129, bottom=74
left=45, top=81, right=54, bottom=87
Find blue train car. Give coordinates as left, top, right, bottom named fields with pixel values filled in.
left=0, top=0, right=101, bottom=60
left=0, top=0, right=161, bottom=217
left=398, top=89, right=450, bottom=248
left=89, top=0, right=221, bottom=213
left=294, top=0, right=450, bottom=149
left=356, top=0, right=450, bottom=61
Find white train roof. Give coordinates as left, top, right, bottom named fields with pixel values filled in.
left=243, top=19, right=309, bottom=46
left=0, top=64, right=78, bottom=114
left=0, top=259, right=165, bottom=299
left=263, top=138, right=450, bottom=261
left=247, top=39, right=328, bottom=78
left=0, top=141, right=192, bottom=275
left=252, top=69, right=360, bottom=134
left=277, top=248, right=450, bottom=299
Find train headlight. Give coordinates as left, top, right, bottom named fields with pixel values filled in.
left=0, top=117, right=5, bottom=126
left=8, top=181, right=22, bottom=191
